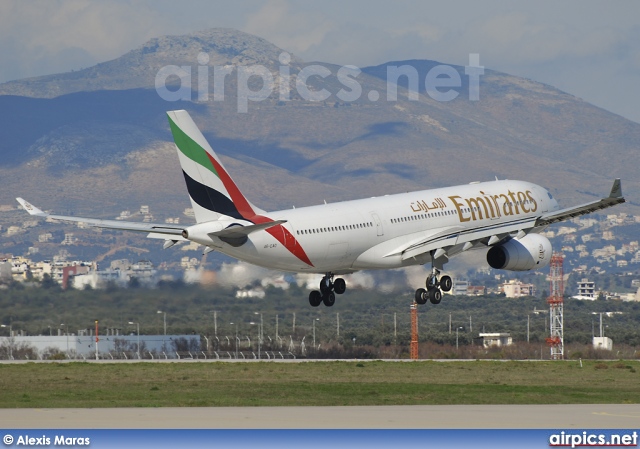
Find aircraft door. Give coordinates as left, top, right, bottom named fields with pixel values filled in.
left=371, top=212, right=384, bottom=236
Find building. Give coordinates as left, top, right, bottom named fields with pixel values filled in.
left=116, top=210, right=131, bottom=220
left=592, top=337, right=613, bottom=351
left=38, top=232, right=53, bottom=243
left=574, top=278, right=596, bottom=300
left=0, top=334, right=200, bottom=359
left=502, top=280, right=535, bottom=298
left=236, top=288, right=266, bottom=299
left=478, top=333, right=512, bottom=348
left=110, top=259, right=131, bottom=271
left=61, top=265, right=90, bottom=289
left=467, top=286, right=487, bottom=296
left=450, top=280, right=486, bottom=296
left=451, top=280, right=469, bottom=296
left=6, top=226, right=21, bottom=236
left=61, top=233, right=77, bottom=245
left=72, top=270, right=124, bottom=289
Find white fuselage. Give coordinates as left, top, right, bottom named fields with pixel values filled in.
left=195, top=179, right=559, bottom=274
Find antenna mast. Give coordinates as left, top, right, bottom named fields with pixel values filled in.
left=546, top=253, right=564, bottom=360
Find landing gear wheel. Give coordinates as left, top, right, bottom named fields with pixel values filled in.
left=415, top=288, right=428, bottom=305
left=429, top=288, right=442, bottom=305
left=334, top=278, right=346, bottom=295
left=322, top=291, right=336, bottom=307
left=309, top=290, right=322, bottom=307
left=440, top=275, right=452, bottom=292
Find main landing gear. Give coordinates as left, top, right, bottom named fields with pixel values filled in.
left=309, top=273, right=346, bottom=307
left=415, top=268, right=452, bottom=305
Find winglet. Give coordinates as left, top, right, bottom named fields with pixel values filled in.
left=608, top=179, right=622, bottom=199
left=16, top=198, right=47, bottom=217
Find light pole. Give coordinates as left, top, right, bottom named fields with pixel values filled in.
left=456, top=327, right=463, bottom=352
left=157, top=311, right=166, bottom=335
left=250, top=322, right=261, bottom=359
left=157, top=310, right=166, bottom=352
left=312, top=318, right=320, bottom=353
left=230, top=322, right=238, bottom=359
left=128, top=321, right=140, bottom=359
left=60, top=323, right=69, bottom=357
left=254, top=312, right=263, bottom=359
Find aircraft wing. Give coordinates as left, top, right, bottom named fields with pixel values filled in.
left=16, top=198, right=184, bottom=237
left=535, top=179, right=625, bottom=227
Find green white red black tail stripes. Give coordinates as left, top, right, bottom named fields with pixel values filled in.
left=167, top=110, right=314, bottom=267
left=167, top=110, right=265, bottom=223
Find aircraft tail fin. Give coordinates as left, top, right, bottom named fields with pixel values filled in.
left=167, top=110, right=265, bottom=223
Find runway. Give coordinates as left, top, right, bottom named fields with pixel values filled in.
left=2, top=404, right=639, bottom=429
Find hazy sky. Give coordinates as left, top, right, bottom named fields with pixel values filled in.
left=1, top=0, right=639, bottom=122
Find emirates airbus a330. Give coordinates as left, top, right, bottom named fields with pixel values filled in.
left=18, top=110, right=626, bottom=307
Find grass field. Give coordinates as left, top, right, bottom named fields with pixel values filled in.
left=0, top=360, right=638, bottom=408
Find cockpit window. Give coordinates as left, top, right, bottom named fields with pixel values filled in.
left=547, top=192, right=554, bottom=199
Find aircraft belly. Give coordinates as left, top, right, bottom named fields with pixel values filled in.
left=352, top=241, right=406, bottom=269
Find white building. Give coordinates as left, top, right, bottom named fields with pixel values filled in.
left=451, top=280, right=469, bottom=296
left=236, top=288, right=266, bottom=299
left=574, top=278, right=596, bottom=300
left=38, top=232, right=53, bottom=243
left=61, top=233, right=77, bottom=245
left=0, top=335, right=200, bottom=359
left=478, top=333, right=512, bottom=348
left=6, top=226, right=22, bottom=236
left=592, top=337, right=613, bottom=351
left=72, top=270, right=126, bottom=289
left=502, top=280, right=535, bottom=298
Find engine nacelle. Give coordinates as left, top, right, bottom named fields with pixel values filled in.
left=486, top=233, right=552, bottom=271
left=182, top=219, right=256, bottom=247
left=181, top=221, right=226, bottom=246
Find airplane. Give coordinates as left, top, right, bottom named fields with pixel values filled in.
left=17, top=110, right=626, bottom=307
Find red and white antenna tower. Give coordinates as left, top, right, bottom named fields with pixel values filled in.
left=546, top=253, right=564, bottom=360
left=410, top=302, right=418, bottom=360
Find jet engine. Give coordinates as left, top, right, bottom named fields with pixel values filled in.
left=486, top=233, right=552, bottom=271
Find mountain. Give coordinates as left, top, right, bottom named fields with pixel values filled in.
left=0, top=28, right=638, bottom=221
